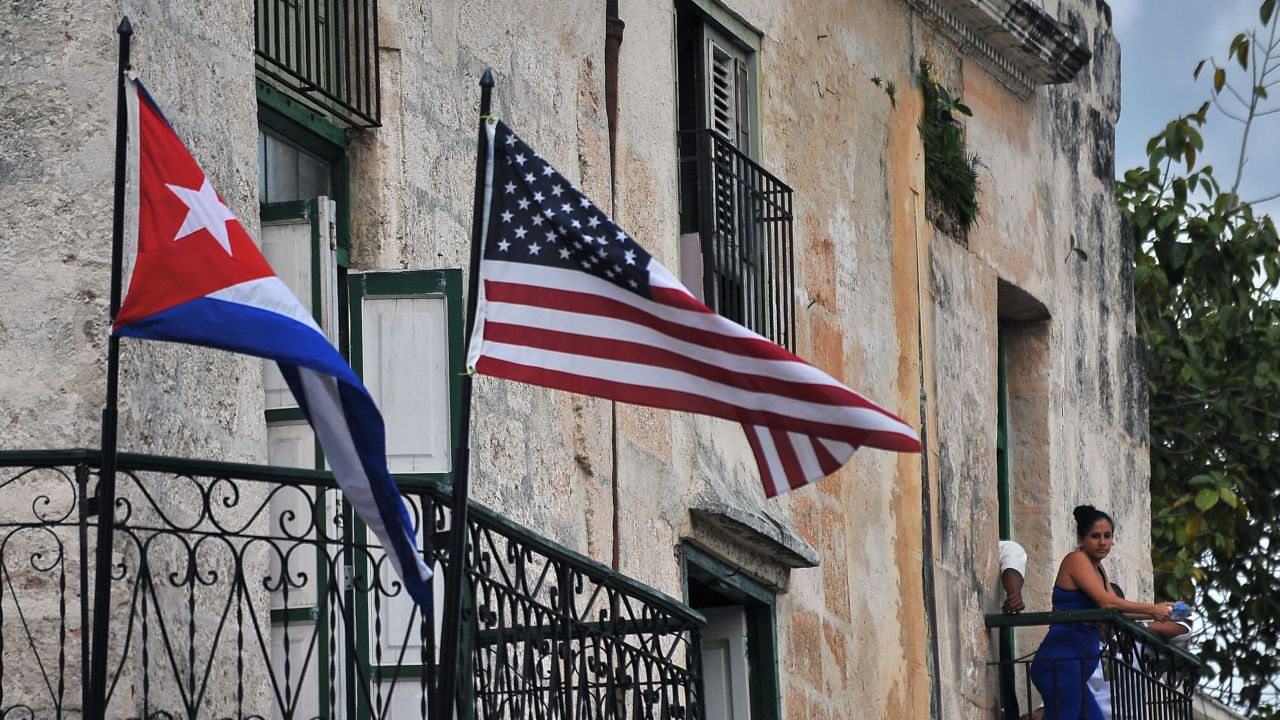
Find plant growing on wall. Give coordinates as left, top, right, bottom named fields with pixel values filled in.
left=1119, top=0, right=1280, bottom=715
left=918, top=60, right=982, bottom=239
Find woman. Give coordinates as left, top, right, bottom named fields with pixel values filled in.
left=1030, top=505, right=1175, bottom=719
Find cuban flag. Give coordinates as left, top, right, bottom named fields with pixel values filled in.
left=114, top=79, right=432, bottom=607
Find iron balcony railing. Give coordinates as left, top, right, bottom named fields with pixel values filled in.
left=680, top=129, right=796, bottom=351
left=255, top=0, right=381, bottom=127
left=986, top=609, right=1202, bottom=720
left=0, top=449, right=704, bottom=719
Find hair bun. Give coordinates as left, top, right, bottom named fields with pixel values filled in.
left=1073, top=505, right=1114, bottom=538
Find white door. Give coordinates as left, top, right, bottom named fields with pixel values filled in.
left=701, top=606, right=751, bottom=720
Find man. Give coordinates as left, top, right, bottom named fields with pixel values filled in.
left=1000, top=540, right=1028, bottom=613
left=999, top=540, right=1028, bottom=719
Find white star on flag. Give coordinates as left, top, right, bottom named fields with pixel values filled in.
left=167, top=179, right=236, bottom=255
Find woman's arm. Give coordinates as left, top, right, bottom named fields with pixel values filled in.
left=1062, top=552, right=1175, bottom=621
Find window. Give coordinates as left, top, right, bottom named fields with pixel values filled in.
left=996, top=324, right=1012, bottom=541
left=256, top=94, right=464, bottom=718
left=994, top=282, right=1051, bottom=718
left=993, top=280, right=1051, bottom=544
left=675, top=2, right=795, bottom=349
left=683, top=543, right=781, bottom=720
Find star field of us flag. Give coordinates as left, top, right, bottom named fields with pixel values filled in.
left=112, top=80, right=433, bottom=606
left=466, top=120, right=922, bottom=497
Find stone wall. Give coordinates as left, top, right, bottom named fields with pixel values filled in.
left=0, top=1, right=269, bottom=716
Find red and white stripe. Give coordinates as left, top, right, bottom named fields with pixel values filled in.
left=467, top=257, right=921, bottom=497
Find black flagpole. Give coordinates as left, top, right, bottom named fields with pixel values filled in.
left=436, top=66, right=493, bottom=719
left=87, top=16, right=132, bottom=720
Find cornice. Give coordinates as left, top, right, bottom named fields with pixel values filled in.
left=908, top=0, right=1093, bottom=99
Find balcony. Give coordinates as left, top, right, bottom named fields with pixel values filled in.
left=679, top=129, right=796, bottom=351
left=255, top=0, right=381, bottom=127
left=986, top=609, right=1202, bottom=719
left=0, top=449, right=704, bottom=718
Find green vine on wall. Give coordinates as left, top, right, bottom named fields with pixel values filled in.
left=918, top=60, right=983, bottom=239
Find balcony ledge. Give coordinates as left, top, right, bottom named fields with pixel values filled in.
left=908, top=0, right=1093, bottom=98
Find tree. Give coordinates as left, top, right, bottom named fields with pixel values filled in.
left=1117, top=1, right=1280, bottom=714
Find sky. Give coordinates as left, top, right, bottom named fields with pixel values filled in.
left=1112, top=0, right=1280, bottom=212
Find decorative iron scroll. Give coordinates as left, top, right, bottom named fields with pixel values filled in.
left=0, top=451, right=703, bottom=719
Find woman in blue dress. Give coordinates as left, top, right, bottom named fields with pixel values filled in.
left=1030, top=505, right=1175, bottom=719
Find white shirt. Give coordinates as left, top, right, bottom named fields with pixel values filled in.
left=999, top=540, right=1027, bottom=576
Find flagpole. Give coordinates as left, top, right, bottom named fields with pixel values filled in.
left=86, top=16, right=132, bottom=720
left=436, top=66, right=493, bottom=719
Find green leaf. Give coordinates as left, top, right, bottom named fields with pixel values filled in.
left=1215, top=66, right=1227, bottom=92
left=1265, top=0, right=1277, bottom=24
left=1194, top=59, right=1207, bottom=79
left=1220, top=486, right=1240, bottom=508
left=1195, top=488, right=1221, bottom=510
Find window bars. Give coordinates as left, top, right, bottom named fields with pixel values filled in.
left=255, top=0, right=381, bottom=128
left=682, top=129, right=796, bottom=351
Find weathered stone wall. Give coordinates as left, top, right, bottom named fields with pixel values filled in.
left=2, top=0, right=1143, bottom=717
left=921, top=0, right=1150, bottom=716
left=1, top=0, right=266, bottom=459
left=0, top=1, right=270, bottom=716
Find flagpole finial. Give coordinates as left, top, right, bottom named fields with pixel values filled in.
left=480, top=67, right=494, bottom=88
left=118, top=16, right=132, bottom=35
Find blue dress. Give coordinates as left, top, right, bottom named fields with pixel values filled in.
left=1029, top=586, right=1104, bottom=719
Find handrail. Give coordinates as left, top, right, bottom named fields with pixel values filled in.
left=984, top=609, right=1202, bottom=670
left=677, top=126, right=797, bottom=350
left=677, top=128, right=794, bottom=216
left=0, top=448, right=705, bottom=627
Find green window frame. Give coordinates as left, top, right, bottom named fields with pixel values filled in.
left=675, top=0, right=762, bottom=158
left=996, top=325, right=1012, bottom=541
left=682, top=542, right=781, bottom=720
left=257, top=94, right=352, bottom=719
left=259, top=80, right=352, bottom=263
left=346, top=269, right=467, bottom=488
left=344, top=269, right=465, bottom=717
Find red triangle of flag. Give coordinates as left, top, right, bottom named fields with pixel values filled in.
left=115, top=81, right=274, bottom=328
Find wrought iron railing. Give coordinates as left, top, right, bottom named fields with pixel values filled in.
left=680, top=129, right=796, bottom=350
left=0, top=449, right=703, bottom=719
left=986, top=610, right=1202, bottom=720
left=255, top=0, right=381, bottom=127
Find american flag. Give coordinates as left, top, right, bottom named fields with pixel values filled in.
left=467, top=120, right=921, bottom=497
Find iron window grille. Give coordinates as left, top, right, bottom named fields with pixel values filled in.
left=255, top=0, right=381, bottom=128
left=681, top=129, right=796, bottom=350
left=0, top=449, right=704, bottom=719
